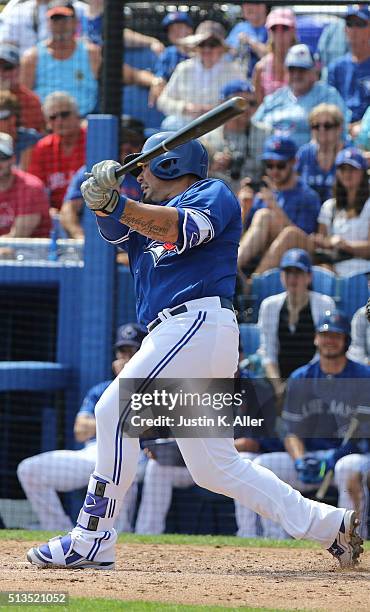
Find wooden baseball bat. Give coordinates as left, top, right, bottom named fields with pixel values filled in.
left=114, top=96, right=248, bottom=178
left=315, top=415, right=360, bottom=501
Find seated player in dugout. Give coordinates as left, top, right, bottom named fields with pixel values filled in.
left=27, top=131, right=364, bottom=570
left=19, top=0, right=157, bottom=118
left=60, top=115, right=146, bottom=240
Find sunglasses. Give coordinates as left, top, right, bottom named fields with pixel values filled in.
left=311, top=122, right=339, bottom=131
left=48, top=110, right=72, bottom=121
left=346, top=19, right=368, bottom=29
left=270, top=24, right=292, bottom=32
left=0, top=152, right=12, bottom=161
left=245, top=99, right=257, bottom=107
left=198, top=39, right=222, bottom=48
left=0, top=62, right=16, bottom=71
left=265, top=161, right=288, bottom=170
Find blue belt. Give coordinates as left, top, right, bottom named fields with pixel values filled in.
left=147, top=297, right=234, bottom=333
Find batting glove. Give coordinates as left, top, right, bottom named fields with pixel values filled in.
left=294, top=455, right=326, bottom=485
left=81, top=176, right=121, bottom=214
left=91, top=160, right=123, bottom=190
left=366, top=297, right=370, bottom=323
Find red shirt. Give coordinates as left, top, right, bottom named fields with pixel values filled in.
left=28, top=127, right=86, bottom=210
left=0, top=168, right=51, bottom=237
left=11, top=84, right=45, bottom=133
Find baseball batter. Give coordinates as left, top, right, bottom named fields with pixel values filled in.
left=27, top=133, right=363, bottom=569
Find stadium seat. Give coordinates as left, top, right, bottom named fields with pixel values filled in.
left=250, top=268, right=283, bottom=321
left=239, top=323, right=260, bottom=355
left=311, top=266, right=336, bottom=298
left=336, top=273, right=369, bottom=319
left=123, top=48, right=164, bottom=129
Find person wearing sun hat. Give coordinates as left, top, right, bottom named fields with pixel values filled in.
left=253, top=7, right=297, bottom=104
left=327, top=4, right=370, bottom=127
left=157, top=20, right=244, bottom=130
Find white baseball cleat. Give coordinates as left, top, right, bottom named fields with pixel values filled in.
left=27, top=531, right=115, bottom=570
left=327, top=510, right=364, bottom=568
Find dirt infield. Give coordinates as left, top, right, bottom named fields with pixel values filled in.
left=1, top=540, right=369, bottom=611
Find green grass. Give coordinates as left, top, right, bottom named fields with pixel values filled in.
left=0, top=599, right=309, bottom=612
left=0, top=529, right=369, bottom=550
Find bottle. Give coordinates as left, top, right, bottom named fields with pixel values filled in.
left=48, top=219, right=59, bottom=261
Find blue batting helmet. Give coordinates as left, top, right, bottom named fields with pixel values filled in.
left=124, top=132, right=209, bottom=181
left=316, top=309, right=351, bottom=337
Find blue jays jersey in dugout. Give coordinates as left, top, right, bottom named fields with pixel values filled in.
left=98, top=178, right=242, bottom=327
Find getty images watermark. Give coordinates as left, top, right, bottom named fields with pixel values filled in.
left=119, top=378, right=271, bottom=438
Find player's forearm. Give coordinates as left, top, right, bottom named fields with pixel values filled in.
left=284, top=434, right=305, bottom=460
left=121, top=199, right=179, bottom=242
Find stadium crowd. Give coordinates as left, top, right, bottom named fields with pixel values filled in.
left=0, top=0, right=369, bottom=537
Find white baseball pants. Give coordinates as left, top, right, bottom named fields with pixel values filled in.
left=74, top=298, right=345, bottom=550
left=253, top=451, right=370, bottom=539
left=17, top=443, right=137, bottom=532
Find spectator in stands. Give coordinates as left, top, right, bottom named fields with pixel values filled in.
left=60, top=115, right=145, bottom=238
left=203, top=79, right=270, bottom=194
left=327, top=5, right=370, bottom=132
left=0, top=90, right=41, bottom=170
left=243, top=147, right=370, bottom=277
left=149, top=11, right=193, bottom=108
left=226, top=2, right=269, bottom=78
left=0, top=43, right=45, bottom=132
left=296, top=103, right=346, bottom=204
left=252, top=44, right=348, bottom=148
left=20, top=1, right=156, bottom=117
left=17, top=323, right=146, bottom=531
left=254, top=309, right=370, bottom=540
left=257, top=248, right=335, bottom=402
left=0, top=0, right=87, bottom=56
left=253, top=8, right=297, bottom=105
left=238, top=135, right=321, bottom=276
left=157, top=21, right=244, bottom=130
left=0, top=132, right=50, bottom=246
left=348, top=305, right=370, bottom=365
left=317, top=17, right=348, bottom=81
left=356, top=106, right=370, bottom=155
left=28, top=91, right=85, bottom=213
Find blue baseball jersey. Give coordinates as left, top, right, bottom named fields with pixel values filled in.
left=252, top=81, right=349, bottom=148
left=245, top=178, right=321, bottom=235
left=97, top=178, right=242, bottom=327
left=328, top=53, right=370, bottom=123
left=77, top=379, right=112, bottom=444
left=282, top=359, right=370, bottom=451
left=64, top=165, right=142, bottom=203
left=154, top=46, right=189, bottom=82
left=226, top=21, right=268, bottom=78
left=296, top=142, right=337, bottom=204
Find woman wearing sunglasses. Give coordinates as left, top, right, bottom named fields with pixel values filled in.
left=157, top=20, right=244, bottom=130
left=249, top=147, right=370, bottom=277
left=297, top=103, right=346, bottom=204
left=253, top=8, right=297, bottom=105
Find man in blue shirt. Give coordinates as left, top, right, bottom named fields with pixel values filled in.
left=239, top=135, right=321, bottom=275
left=253, top=44, right=348, bottom=148
left=254, top=310, right=370, bottom=540
left=28, top=133, right=363, bottom=570
left=226, top=2, right=269, bottom=78
left=17, top=323, right=146, bottom=532
left=327, top=4, right=370, bottom=128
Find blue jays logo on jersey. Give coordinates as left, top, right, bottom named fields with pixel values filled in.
left=144, top=240, right=179, bottom=266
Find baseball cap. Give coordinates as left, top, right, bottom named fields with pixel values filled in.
left=162, top=11, right=193, bottom=30
left=266, top=8, right=296, bottom=30
left=346, top=4, right=370, bottom=22
left=261, top=135, right=297, bottom=161
left=47, top=1, right=75, bottom=18
left=179, top=21, right=228, bottom=49
left=285, top=44, right=314, bottom=69
left=316, top=309, right=351, bottom=336
left=335, top=147, right=368, bottom=171
left=0, top=132, right=14, bottom=157
left=280, top=248, right=312, bottom=273
left=220, top=79, right=254, bottom=101
left=114, top=323, right=146, bottom=350
left=0, top=43, right=20, bottom=66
